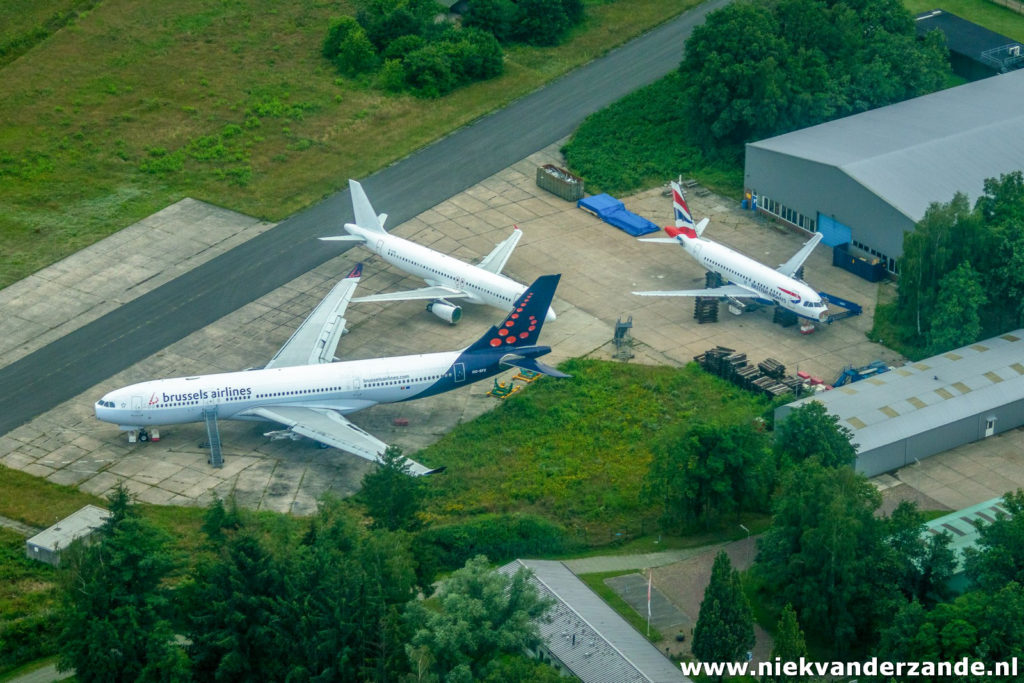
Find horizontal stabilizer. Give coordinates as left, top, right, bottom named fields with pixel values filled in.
left=501, top=354, right=571, bottom=378
left=319, top=235, right=366, bottom=243
left=638, top=237, right=681, bottom=244
left=353, top=285, right=468, bottom=303
left=633, top=283, right=756, bottom=298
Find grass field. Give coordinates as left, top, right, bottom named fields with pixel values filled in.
left=418, top=359, right=771, bottom=541
left=0, top=0, right=695, bottom=289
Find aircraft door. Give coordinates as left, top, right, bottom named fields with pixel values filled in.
left=131, top=396, right=143, bottom=413
left=454, top=363, right=466, bottom=383
left=350, top=377, right=362, bottom=396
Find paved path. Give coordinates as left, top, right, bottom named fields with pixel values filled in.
left=0, top=0, right=730, bottom=438
left=0, top=514, right=39, bottom=537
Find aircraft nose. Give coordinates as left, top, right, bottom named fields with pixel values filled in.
left=545, top=306, right=557, bottom=322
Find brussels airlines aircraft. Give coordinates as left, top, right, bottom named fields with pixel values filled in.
left=633, top=182, right=829, bottom=323
left=95, top=266, right=566, bottom=475
left=320, top=179, right=556, bottom=325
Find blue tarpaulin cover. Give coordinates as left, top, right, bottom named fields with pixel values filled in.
left=577, top=194, right=660, bottom=236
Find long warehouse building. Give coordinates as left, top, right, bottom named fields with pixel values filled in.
left=776, top=331, right=1024, bottom=477
left=744, top=69, right=1024, bottom=276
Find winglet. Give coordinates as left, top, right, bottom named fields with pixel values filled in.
left=345, top=262, right=363, bottom=279
left=348, top=179, right=387, bottom=234
left=466, top=274, right=560, bottom=352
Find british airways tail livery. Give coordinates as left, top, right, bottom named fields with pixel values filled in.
left=95, top=267, right=566, bottom=475
left=633, top=181, right=828, bottom=324
left=320, top=179, right=556, bottom=325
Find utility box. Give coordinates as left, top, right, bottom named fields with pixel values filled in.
left=536, top=164, right=584, bottom=201
left=26, top=504, right=111, bottom=566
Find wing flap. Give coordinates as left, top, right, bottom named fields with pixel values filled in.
left=633, top=283, right=757, bottom=298
left=265, top=264, right=363, bottom=369
left=352, top=285, right=468, bottom=303
left=477, top=228, right=522, bottom=274
left=245, top=405, right=442, bottom=476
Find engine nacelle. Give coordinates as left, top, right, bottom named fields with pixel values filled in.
left=426, top=300, right=462, bottom=324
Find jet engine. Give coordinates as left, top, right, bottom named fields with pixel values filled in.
left=426, top=300, right=462, bottom=324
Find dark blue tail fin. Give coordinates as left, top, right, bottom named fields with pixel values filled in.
left=467, top=274, right=560, bottom=352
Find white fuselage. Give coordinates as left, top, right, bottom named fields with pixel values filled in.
left=350, top=225, right=556, bottom=321
left=95, top=351, right=463, bottom=429
left=684, top=236, right=828, bottom=322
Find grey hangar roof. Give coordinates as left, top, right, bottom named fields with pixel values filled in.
left=778, top=331, right=1024, bottom=465
left=747, top=69, right=1024, bottom=224
left=498, top=559, right=690, bottom=683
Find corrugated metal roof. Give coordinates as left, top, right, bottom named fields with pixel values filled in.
left=26, top=504, right=110, bottom=551
left=748, top=70, right=1024, bottom=221
left=923, top=497, right=1009, bottom=572
left=785, top=332, right=1024, bottom=453
left=498, top=559, right=691, bottom=683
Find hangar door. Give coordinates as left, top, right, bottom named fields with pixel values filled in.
left=817, top=214, right=852, bottom=247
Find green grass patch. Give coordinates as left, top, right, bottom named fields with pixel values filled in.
left=0, top=0, right=690, bottom=289
left=563, top=71, right=744, bottom=198
left=0, top=466, right=104, bottom=529
left=418, top=359, right=770, bottom=543
left=0, top=529, right=61, bottom=676
left=902, top=0, right=1024, bottom=40
left=578, top=570, right=664, bottom=642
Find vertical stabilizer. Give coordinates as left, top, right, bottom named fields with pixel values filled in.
left=348, top=179, right=387, bottom=233
left=467, top=274, right=560, bottom=351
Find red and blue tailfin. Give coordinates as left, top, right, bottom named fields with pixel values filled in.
left=665, top=181, right=708, bottom=239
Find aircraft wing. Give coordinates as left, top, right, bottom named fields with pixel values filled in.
left=265, top=264, right=362, bottom=369
left=244, top=405, right=443, bottom=476
left=352, top=285, right=469, bottom=303
left=633, top=283, right=758, bottom=298
left=777, top=232, right=824, bottom=277
left=477, top=227, right=522, bottom=274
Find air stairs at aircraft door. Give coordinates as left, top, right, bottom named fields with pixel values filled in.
left=203, top=407, right=223, bottom=468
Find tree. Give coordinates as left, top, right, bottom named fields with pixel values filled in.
left=755, top=461, right=895, bottom=654
left=773, top=401, right=857, bottom=469
left=879, top=584, right=1024, bottom=678
left=360, top=445, right=425, bottom=531
left=964, top=489, right=1024, bottom=592
left=926, top=261, right=986, bottom=354
left=511, top=0, right=571, bottom=46
left=692, top=551, right=755, bottom=670
left=406, top=555, right=553, bottom=681
left=57, top=485, right=189, bottom=682
left=885, top=501, right=955, bottom=607
left=644, top=419, right=771, bottom=530
left=462, top=0, right=519, bottom=43
left=679, top=0, right=948, bottom=155
left=765, top=604, right=808, bottom=683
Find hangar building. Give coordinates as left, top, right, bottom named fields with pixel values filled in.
left=744, top=69, right=1024, bottom=275
left=775, top=331, right=1024, bottom=477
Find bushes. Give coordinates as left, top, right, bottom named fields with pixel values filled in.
left=324, top=0, right=585, bottom=97
left=417, top=514, right=574, bottom=575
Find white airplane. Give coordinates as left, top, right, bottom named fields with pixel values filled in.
left=320, top=179, right=556, bottom=325
left=633, top=182, right=829, bottom=323
left=94, top=265, right=566, bottom=475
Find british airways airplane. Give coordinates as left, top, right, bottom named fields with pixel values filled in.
left=94, top=266, right=566, bottom=475
left=633, top=182, right=828, bottom=324
left=320, top=179, right=556, bottom=325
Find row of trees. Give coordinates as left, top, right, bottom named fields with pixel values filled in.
left=56, top=484, right=559, bottom=682
left=642, top=401, right=857, bottom=532
left=682, top=398, right=1024, bottom=674
left=679, top=0, right=949, bottom=158
left=322, top=0, right=584, bottom=98
left=886, top=171, right=1024, bottom=356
